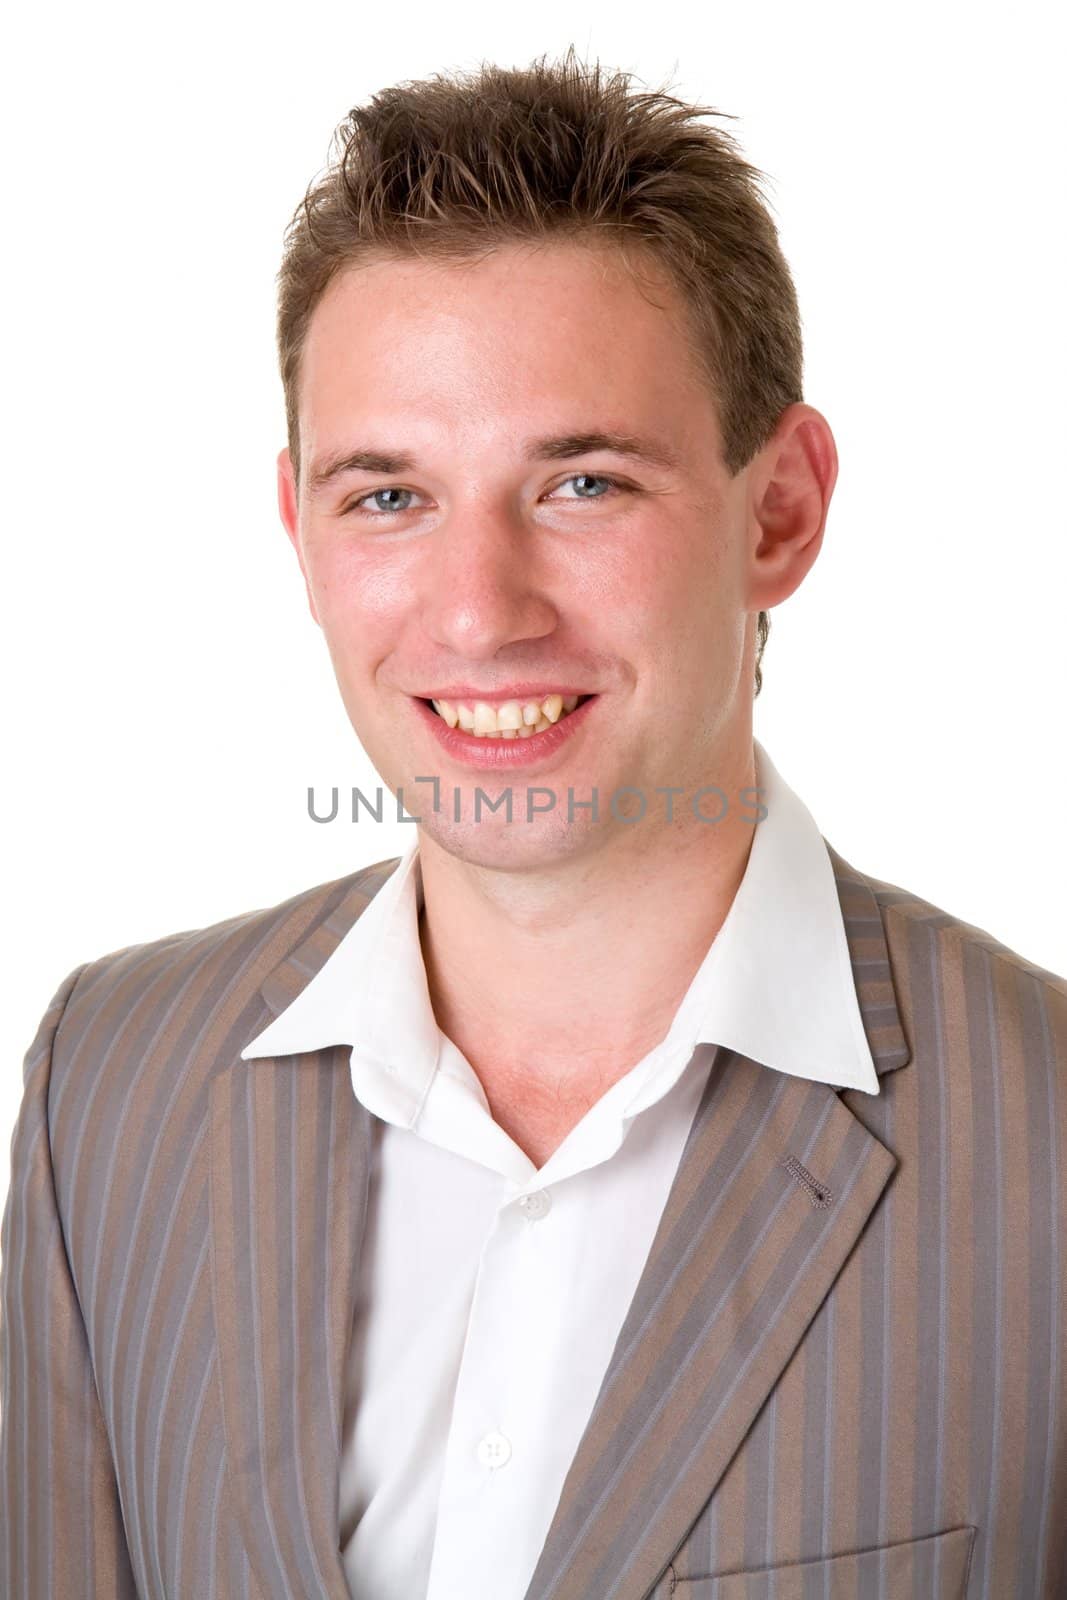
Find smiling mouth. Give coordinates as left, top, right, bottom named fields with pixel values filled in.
left=421, top=693, right=594, bottom=738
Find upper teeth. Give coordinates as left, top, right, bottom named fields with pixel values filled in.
left=430, top=693, right=581, bottom=737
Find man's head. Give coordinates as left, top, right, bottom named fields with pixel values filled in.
left=275, top=50, right=835, bottom=868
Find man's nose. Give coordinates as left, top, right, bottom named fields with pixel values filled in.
left=417, top=503, right=559, bottom=658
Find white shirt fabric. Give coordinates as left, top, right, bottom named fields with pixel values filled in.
left=240, top=739, right=879, bottom=1600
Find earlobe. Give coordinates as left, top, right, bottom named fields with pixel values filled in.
left=276, top=447, right=320, bottom=627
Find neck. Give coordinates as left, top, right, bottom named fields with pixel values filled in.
left=416, top=738, right=759, bottom=1105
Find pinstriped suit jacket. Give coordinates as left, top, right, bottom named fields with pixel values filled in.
left=2, top=842, right=1066, bottom=1600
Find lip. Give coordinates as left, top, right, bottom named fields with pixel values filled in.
left=410, top=693, right=599, bottom=769
left=415, top=685, right=591, bottom=705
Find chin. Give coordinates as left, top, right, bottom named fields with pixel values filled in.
left=416, top=808, right=599, bottom=871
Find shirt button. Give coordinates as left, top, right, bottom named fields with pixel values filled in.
left=517, top=1189, right=552, bottom=1221
left=476, top=1430, right=512, bottom=1469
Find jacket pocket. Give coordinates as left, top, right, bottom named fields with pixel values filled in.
left=672, top=1524, right=977, bottom=1598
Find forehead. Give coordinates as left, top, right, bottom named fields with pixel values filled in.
left=307, top=237, right=693, bottom=343
left=297, top=240, right=719, bottom=453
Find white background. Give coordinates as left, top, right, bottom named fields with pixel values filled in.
left=2, top=0, right=1064, bottom=1210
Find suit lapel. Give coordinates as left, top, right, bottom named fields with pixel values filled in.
left=209, top=842, right=909, bottom=1600
left=208, top=867, right=389, bottom=1599
left=521, top=843, right=911, bottom=1600
left=209, top=1051, right=369, bottom=1599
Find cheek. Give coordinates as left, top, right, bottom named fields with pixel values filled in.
left=598, top=528, right=726, bottom=636
left=559, top=529, right=683, bottom=621
left=617, top=529, right=737, bottom=691
left=306, top=541, right=413, bottom=646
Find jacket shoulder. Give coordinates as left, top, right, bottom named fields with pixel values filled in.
left=49, top=854, right=404, bottom=1085
left=827, top=840, right=1067, bottom=1064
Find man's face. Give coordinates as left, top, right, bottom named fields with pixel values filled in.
left=281, top=240, right=764, bottom=869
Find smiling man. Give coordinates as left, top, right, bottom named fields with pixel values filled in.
left=3, top=47, right=1066, bottom=1600
left=279, top=234, right=815, bottom=1167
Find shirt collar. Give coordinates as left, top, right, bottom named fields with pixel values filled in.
left=240, top=739, right=879, bottom=1098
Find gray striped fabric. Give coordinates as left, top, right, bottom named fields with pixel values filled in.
left=1, top=841, right=1065, bottom=1599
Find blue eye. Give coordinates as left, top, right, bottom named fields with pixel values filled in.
left=354, top=487, right=419, bottom=515
left=550, top=473, right=624, bottom=500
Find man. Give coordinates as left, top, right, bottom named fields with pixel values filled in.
left=2, top=45, right=1065, bottom=1600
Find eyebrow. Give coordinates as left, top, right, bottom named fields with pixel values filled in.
left=306, top=429, right=682, bottom=495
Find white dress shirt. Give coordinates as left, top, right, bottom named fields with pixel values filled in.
left=240, top=739, right=879, bottom=1600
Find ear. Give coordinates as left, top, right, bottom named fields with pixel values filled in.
left=745, top=403, right=838, bottom=611
left=277, top=447, right=320, bottom=626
